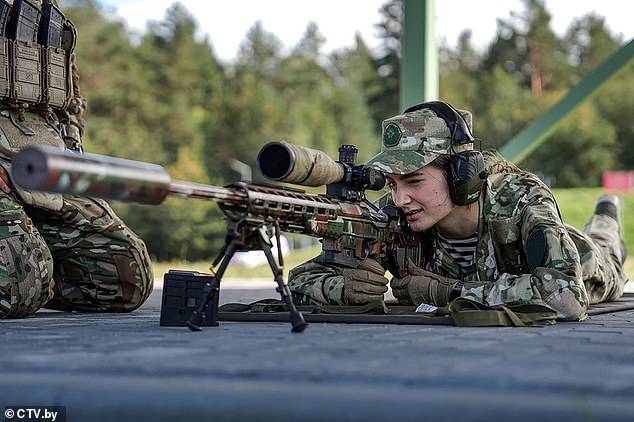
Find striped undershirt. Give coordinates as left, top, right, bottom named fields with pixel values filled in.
left=436, top=231, right=478, bottom=271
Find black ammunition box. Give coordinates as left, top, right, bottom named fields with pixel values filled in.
left=38, top=2, right=64, bottom=48
left=6, top=0, right=40, bottom=43
left=160, top=270, right=220, bottom=327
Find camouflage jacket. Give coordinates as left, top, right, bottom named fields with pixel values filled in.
left=289, top=167, right=590, bottom=321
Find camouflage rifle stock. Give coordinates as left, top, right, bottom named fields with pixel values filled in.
left=11, top=144, right=421, bottom=332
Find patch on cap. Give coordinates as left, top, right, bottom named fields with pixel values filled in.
left=383, top=122, right=402, bottom=147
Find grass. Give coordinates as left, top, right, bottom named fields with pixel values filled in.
left=625, top=260, right=634, bottom=281
left=153, top=188, right=634, bottom=281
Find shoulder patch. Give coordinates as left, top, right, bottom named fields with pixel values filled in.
left=526, top=230, right=547, bottom=272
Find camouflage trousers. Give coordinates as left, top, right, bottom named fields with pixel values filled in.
left=572, top=213, right=628, bottom=303
left=0, top=191, right=153, bottom=318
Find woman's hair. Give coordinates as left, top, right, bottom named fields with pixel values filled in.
left=481, top=149, right=522, bottom=175
left=428, top=154, right=451, bottom=179
left=429, top=149, right=521, bottom=177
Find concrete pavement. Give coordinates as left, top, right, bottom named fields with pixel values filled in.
left=1, top=281, right=634, bottom=421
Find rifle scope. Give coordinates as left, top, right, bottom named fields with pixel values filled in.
left=257, top=141, right=385, bottom=193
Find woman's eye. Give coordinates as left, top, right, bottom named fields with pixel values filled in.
left=408, top=179, right=422, bottom=185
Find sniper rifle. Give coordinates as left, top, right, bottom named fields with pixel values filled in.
left=10, top=143, right=421, bottom=332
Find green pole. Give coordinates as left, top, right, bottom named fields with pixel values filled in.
left=500, top=38, right=634, bottom=163
left=401, top=0, right=437, bottom=110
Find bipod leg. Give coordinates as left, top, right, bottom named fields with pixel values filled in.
left=259, top=233, right=308, bottom=333
left=186, top=239, right=240, bottom=332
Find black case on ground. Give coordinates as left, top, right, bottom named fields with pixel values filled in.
left=159, top=270, right=219, bottom=327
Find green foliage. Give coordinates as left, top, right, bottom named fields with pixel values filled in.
left=483, top=0, right=572, bottom=93
left=522, top=103, right=617, bottom=186
left=592, top=64, right=634, bottom=170
left=368, top=0, right=401, bottom=127
left=63, top=0, right=632, bottom=261
left=470, top=66, right=546, bottom=149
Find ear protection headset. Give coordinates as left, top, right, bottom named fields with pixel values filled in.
left=403, top=101, right=487, bottom=206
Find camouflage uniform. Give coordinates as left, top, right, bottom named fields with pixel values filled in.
left=289, top=106, right=628, bottom=321
left=0, top=0, right=153, bottom=318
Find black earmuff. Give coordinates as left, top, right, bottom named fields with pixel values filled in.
left=403, top=101, right=487, bottom=205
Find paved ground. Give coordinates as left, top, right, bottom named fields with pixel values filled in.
left=1, top=279, right=634, bottom=422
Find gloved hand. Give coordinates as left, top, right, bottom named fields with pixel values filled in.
left=0, top=165, right=11, bottom=193
left=342, top=258, right=389, bottom=305
left=47, top=278, right=55, bottom=302
left=390, top=260, right=461, bottom=306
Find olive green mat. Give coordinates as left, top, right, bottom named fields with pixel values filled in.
left=217, top=293, right=634, bottom=325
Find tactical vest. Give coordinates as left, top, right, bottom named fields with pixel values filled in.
left=0, top=1, right=77, bottom=210
left=0, top=0, right=75, bottom=113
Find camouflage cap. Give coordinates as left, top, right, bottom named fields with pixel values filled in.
left=367, top=107, right=473, bottom=175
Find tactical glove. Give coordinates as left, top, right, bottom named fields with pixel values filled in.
left=0, top=165, right=10, bottom=193
left=47, top=278, right=55, bottom=302
left=390, top=260, right=461, bottom=306
left=342, top=258, right=389, bottom=305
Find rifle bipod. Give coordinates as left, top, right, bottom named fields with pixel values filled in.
left=186, top=223, right=308, bottom=333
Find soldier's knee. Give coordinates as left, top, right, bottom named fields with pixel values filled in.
left=115, top=229, right=154, bottom=310
left=50, top=253, right=153, bottom=313
left=0, top=233, right=54, bottom=318
left=111, top=247, right=154, bottom=311
left=32, top=196, right=153, bottom=312
left=50, top=233, right=153, bottom=313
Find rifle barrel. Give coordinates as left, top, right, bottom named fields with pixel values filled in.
left=169, top=180, right=246, bottom=202
left=11, top=145, right=242, bottom=205
left=10, top=146, right=356, bottom=222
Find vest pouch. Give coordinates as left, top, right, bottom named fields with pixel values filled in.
left=10, top=39, right=41, bottom=104
left=0, top=38, right=9, bottom=98
left=41, top=46, right=66, bottom=108
left=0, top=111, right=63, bottom=210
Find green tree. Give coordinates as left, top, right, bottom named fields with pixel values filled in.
left=566, top=15, right=633, bottom=170
left=483, top=0, right=571, bottom=95
left=207, top=22, right=286, bottom=179
left=331, top=35, right=382, bottom=157
left=565, top=14, right=621, bottom=77
left=64, top=0, right=155, bottom=160
left=370, top=0, right=401, bottom=126
left=277, top=22, right=340, bottom=156
left=130, top=3, right=227, bottom=260
left=439, top=31, right=480, bottom=115
left=136, top=3, right=224, bottom=166
left=522, top=103, right=617, bottom=186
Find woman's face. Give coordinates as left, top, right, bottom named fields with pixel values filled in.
left=386, top=165, right=454, bottom=232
